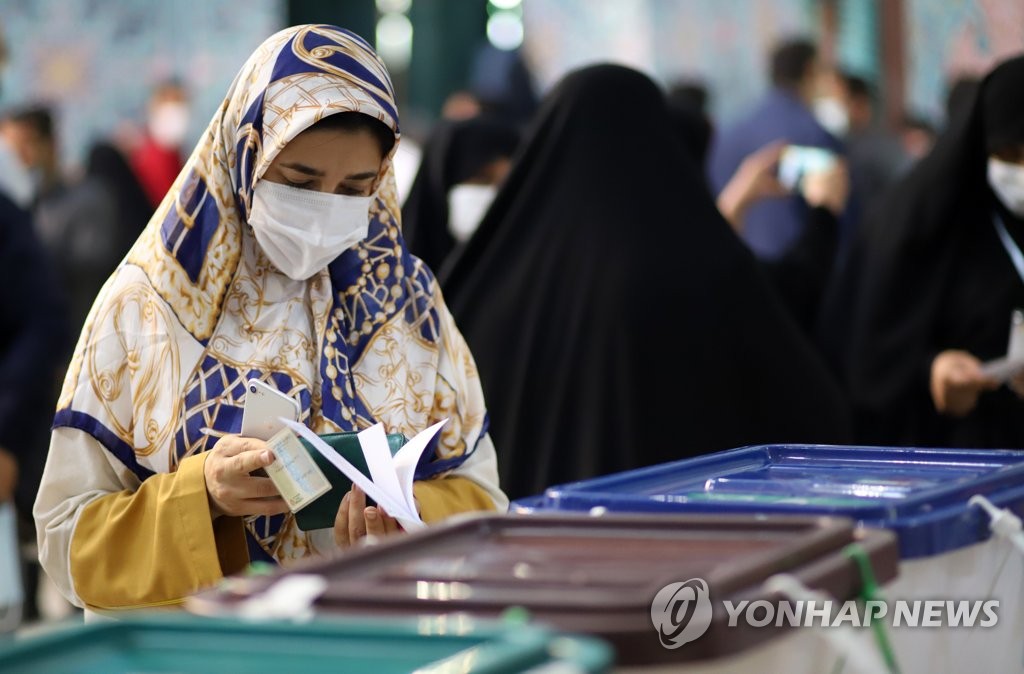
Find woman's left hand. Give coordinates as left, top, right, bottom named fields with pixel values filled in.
left=334, top=484, right=402, bottom=548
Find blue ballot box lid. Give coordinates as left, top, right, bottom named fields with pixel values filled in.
left=539, top=445, right=1024, bottom=558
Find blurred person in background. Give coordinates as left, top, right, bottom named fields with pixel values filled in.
left=946, top=76, right=981, bottom=126
left=0, top=27, right=71, bottom=629
left=0, top=30, right=32, bottom=208
left=130, top=80, right=190, bottom=209
left=899, top=114, right=937, bottom=165
left=665, top=88, right=851, bottom=332
left=666, top=79, right=713, bottom=176
left=403, top=116, right=519, bottom=277
left=716, top=141, right=850, bottom=331
left=441, top=90, right=483, bottom=121
left=467, top=45, right=538, bottom=128
left=0, top=186, right=70, bottom=626
left=821, top=55, right=1024, bottom=448
left=441, top=64, right=850, bottom=500
left=2, top=105, right=149, bottom=334
left=1, top=106, right=62, bottom=204
left=835, top=72, right=909, bottom=214
left=666, top=79, right=710, bottom=116
left=47, top=141, right=151, bottom=334
left=709, top=38, right=847, bottom=260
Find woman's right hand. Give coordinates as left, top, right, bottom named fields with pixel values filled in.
left=202, top=435, right=288, bottom=519
left=930, top=350, right=999, bottom=417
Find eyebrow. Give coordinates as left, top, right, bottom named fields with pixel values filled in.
left=281, top=162, right=377, bottom=181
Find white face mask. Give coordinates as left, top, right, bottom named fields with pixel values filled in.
left=813, top=96, right=850, bottom=138
left=447, top=184, right=497, bottom=242
left=248, top=180, right=373, bottom=281
left=148, top=101, right=190, bottom=149
left=989, top=157, right=1024, bottom=218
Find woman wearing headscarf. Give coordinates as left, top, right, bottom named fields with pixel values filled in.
left=441, top=64, right=851, bottom=500
left=402, top=117, right=519, bottom=275
left=819, top=55, right=1024, bottom=447
left=34, top=25, right=506, bottom=612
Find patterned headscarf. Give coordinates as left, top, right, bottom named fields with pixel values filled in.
left=54, top=25, right=487, bottom=563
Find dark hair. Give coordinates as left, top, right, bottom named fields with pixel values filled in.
left=842, top=72, right=874, bottom=102
left=946, top=76, right=980, bottom=123
left=6, top=105, right=55, bottom=141
left=770, top=39, right=817, bottom=89
left=667, top=80, right=710, bottom=115
left=309, top=111, right=396, bottom=158
left=901, top=114, right=936, bottom=135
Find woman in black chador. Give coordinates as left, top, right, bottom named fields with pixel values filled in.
left=819, top=56, right=1024, bottom=448
left=442, top=65, right=851, bottom=499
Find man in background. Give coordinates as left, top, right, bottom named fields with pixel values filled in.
left=0, top=106, right=58, bottom=206
left=835, top=72, right=909, bottom=217
left=709, top=38, right=846, bottom=260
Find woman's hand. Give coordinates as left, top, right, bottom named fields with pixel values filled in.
left=203, top=435, right=289, bottom=519
left=334, top=484, right=402, bottom=548
left=930, top=350, right=999, bottom=417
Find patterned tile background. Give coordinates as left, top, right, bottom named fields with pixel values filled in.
left=0, top=0, right=284, bottom=167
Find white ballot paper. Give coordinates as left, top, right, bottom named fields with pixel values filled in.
left=281, top=418, right=448, bottom=532
left=979, top=356, right=1024, bottom=382
left=981, top=310, right=1024, bottom=382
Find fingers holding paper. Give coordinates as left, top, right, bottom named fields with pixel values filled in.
left=335, top=484, right=402, bottom=548
left=203, top=434, right=290, bottom=519
left=930, top=350, right=1000, bottom=417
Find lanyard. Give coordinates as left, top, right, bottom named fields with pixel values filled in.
left=994, top=213, right=1024, bottom=286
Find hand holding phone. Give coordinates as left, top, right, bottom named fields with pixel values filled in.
left=777, top=145, right=838, bottom=191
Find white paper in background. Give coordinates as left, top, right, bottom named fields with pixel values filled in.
left=979, top=357, right=1024, bottom=382
left=981, top=310, right=1024, bottom=382
left=281, top=419, right=448, bottom=531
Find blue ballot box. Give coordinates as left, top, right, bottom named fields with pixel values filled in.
left=524, top=445, right=1024, bottom=674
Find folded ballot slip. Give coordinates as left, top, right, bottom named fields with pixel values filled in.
left=265, top=428, right=332, bottom=512
left=979, top=356, right=1024, bottom=383
left=980, top=310, right=1024, bottom=382
left=281, top=418, right=448, bottom=532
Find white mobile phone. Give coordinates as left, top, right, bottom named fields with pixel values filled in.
left=240, top=379, right=301, bottom=441
left=777, top=145, right=837, bottom=191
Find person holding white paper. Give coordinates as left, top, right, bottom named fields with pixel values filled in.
left=820, top=55, right=1024, bottom=446
left=34, top=25, right=507, bottom=613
